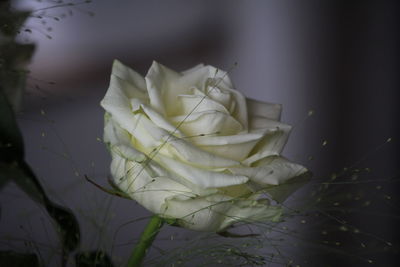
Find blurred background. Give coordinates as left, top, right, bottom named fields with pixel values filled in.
left=1, top=0, right=399, bottom=266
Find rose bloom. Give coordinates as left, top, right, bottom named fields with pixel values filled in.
left=101, top=60, right=309, bottom=232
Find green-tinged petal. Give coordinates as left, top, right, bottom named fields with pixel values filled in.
left=110, top=152, right=195, bottom=215
left=230, top=156, right=307, bottom=186
left=162, top=194, right=282, bottom=232
left=155, top=154, right=248, bottom=188
left=162, top=194, right=233, bottom=231
left=103, top=113, right=131, bottom=147
left=169, top=111, right=243, bottom=136
left=190, top=133, right=264, bottom=161
left=244, top=122, right=292, bottom=164
left=218, top=199, right=283, bottom=231
left=100, top=77, right=142, bottom=136
left=111, top=148, right=216, bottom=197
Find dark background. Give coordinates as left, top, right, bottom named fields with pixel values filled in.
left=1, top=0, right=399, bottom=266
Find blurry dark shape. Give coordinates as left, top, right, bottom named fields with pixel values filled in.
left=0, top=2, right=80, bottom=266
left=306, top=1, right=400, bottom=266
left=0, top=87, right=81, bottom=267
left=0, top=1, right=34, bottom=111
left=75, top=250, right=114, bottom=267
left=0, top=250, right=40, bottom=267
left=0, top=87, right=24, bottom=164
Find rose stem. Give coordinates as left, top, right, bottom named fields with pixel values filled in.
left=127, top=215, right=164, bottom=267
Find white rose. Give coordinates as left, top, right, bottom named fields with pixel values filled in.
left=101, top=60, right=309, bottom=232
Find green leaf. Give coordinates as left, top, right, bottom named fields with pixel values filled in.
left=75, top=251, right=114, bottom=267
left=0, top=250, right=41, bottom=267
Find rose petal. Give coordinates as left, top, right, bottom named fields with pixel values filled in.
left=111, top=145, right=217, bottom=197
left=230, top=156, right=307, bottom=186
left=204, top=66, right=234, bottom=89
left=178, top=94, right=230, bottom=115
left=218, top=198, right=282, bottom=230
left=123, top=112, right=242, bottom=168
left=112, top=60, right=146, bottom=90
left=140, top=104, right=184, bottom=136
left=163, top=137, right=241, bottom=168
left=190, top=133, right=264, bottom=161
left=145, top=61, right=181, bottom=115
left=110, top=74, right=148, bottom=102
left=169, top=111, right=243, bottom=136
left=223, top=87, right=248, bottom=131
left=145, top=62, right=223, bottom=116
left=246, top=98, right=282, bottom=121
left=244, top=121, right=292, bottom=165
left=162, top=194, right=232, bottom=231
left=155, top=154, right=248, bottom=189
left=163, top=194, right=282, bottom=232
left=101, top=78, right=143, bottom=140
left=117, top=111, right=242, bottom=168
left=104, top=113, right=131, bottom=147
left=205, top=86, right=232, bottom=110
left=110, top=152, right=195, bottom=215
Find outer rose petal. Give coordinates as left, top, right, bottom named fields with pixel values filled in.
left=110, top=145, right=217, bottom=197
left=244, top=121, right=292, bottom=164
left=219, top=199, right=282, bottom=230
left=101, top=77, right=143, bottom=139
left=246, top=98, right=282, bottom=122
left=229, top=156, right=307, bottom=186
left=155, top=154, right=248, bottom=189
left=110, top=152, right=195, bottom=215
left=112, top=60, right=146, bottom=90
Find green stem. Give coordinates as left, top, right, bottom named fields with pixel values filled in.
left=127, top=215, right=164, bottom=267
